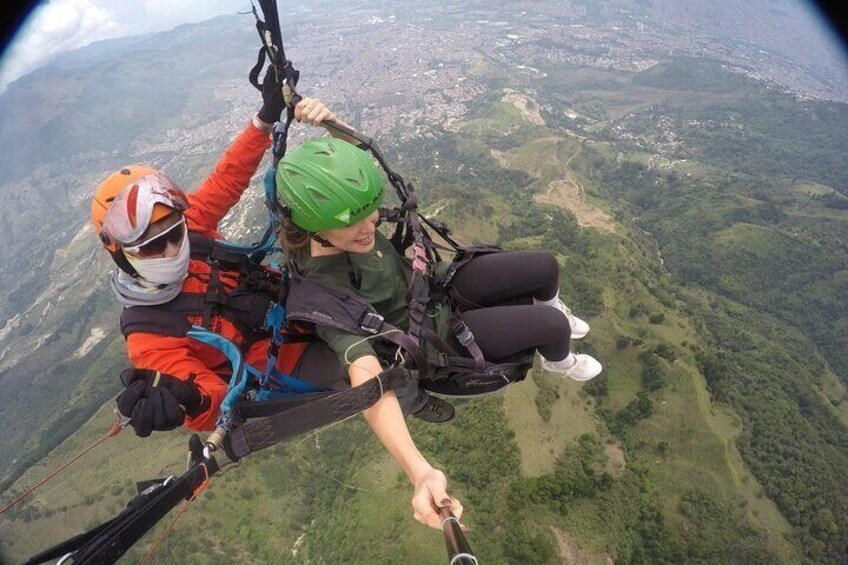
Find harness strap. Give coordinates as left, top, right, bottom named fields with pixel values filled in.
left=121, top=291, right=274, bottom=348
left=402, top=210, right=435, bottom=375
left=450, top=317, right=486, bottom=370
left=379, top=330, right=428, bottom=373
left=201, top=263, right=222, bottom=329
left=121, top=307, right=192, bottom=339
left=248, top=45, right=267, bottom=91
left=421, top=328, right=459, bottom=358
left=286, top=273, right=429, bottom=371
left=431, top=244, right=503, bottom=306
left=188, top=232, right=281, bottom=287
left=233, top=390, right=329, bottom=420
left=226, top=366, right=409, bottom=459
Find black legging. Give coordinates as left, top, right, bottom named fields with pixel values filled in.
left=449, top=251, right=571, bottom=362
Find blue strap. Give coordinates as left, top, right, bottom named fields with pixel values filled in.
left=210, top=224, right=279, bottom=264
left=199, top=167, right=279, bottom=263
left=189, top=303, right=328, bottom=427
left=265, top=367, right=325, bottom=394
left=187, top=327, right=250, bottom=427
left=263, top=165, right=278, bottom=206
left=261, top=301, right=327, bottom=395
left=261, top=302, right=288, bottom=386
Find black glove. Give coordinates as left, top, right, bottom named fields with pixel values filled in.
left=257, top=65, right=286, bottom=125
left=116, top=369, right=210, bottom=438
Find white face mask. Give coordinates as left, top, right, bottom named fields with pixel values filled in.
left=126, top=230, right=190, bottom=286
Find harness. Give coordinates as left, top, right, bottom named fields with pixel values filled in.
left=121, top=227, right=339, bottom=405
left=122, top=232, right=277, bottom=340
left=284, top=244, right=534, bottom=400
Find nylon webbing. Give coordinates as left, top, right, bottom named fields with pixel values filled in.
left=226, top=367, right=408, bottom=459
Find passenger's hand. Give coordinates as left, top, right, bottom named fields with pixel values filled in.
left=411, top=468, right=466, bottom=531
left=116, top=369, right=209, bottom=437
left=294, top=97, right=336, bottom=126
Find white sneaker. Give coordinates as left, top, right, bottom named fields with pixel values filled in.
left=553, top=299, right=590, bottom=339
left=541, top=353, right=603, bottom=382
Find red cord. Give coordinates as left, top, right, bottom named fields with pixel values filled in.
left=0, top=416, right=126, bottom=516
left=140, top=463, right=211, bottom=565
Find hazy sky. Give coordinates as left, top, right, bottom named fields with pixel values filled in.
left=0, top=0, right=245, bottom=92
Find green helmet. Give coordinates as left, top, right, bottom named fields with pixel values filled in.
left=276, top=137, right=384, bottom=232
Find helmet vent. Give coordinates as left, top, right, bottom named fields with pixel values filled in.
left=315, top=141, right=336, bottom=156
left=309, top=188, right=329, bottom=203
left=345, top=170, right=365, bottom=187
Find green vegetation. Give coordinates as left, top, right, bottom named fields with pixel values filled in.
left=550, top=58, right=848, bottom=562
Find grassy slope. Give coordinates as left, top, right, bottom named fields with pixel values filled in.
left=482, top=112, right=801, bottom=561
left=547, top=59, right=847, bottom=561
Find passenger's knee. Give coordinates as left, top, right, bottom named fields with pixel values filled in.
left=537, top=305, right=571, bottom=342
left=537, top=252, right=560, bottom=283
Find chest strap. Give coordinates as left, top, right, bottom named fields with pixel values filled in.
left=285, top=272, right=429, bottom=373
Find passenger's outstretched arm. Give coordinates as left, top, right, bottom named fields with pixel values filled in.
left=348, top=355, right=464, bottom=530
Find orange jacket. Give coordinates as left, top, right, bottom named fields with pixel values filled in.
left=126, top=121, right=307, bottom=431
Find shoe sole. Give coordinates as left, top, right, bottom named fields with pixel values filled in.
left=566, top=371, right=601, bottom=382
left=414, top=416, right=455, bottom=423
left=539, top=361, right=602, bottom=381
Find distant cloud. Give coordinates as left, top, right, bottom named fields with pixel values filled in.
left=0, top=0, right=243, bottom=93
left=0, top=0, right=119, bottom=91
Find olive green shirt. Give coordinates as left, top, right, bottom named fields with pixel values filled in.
left=297, top=232, right=450, bottom=367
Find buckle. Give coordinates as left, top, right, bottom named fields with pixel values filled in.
left=436, top=352, right=450, bottom=368
left=454, top=323, right=475, bottom=347
left=360, top=312, right=384, bottom=334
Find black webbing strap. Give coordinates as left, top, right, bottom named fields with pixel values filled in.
left=248, top=0, right=288, bottom=92
left=450, top=317, right=486, bottom=370
left=249, top=45, right=268, bottom=91
left=272, top=106, right=297, bottom=163
left=248, top=0, right=301, bottom=163
left=120, top=305, right=192, bottom=339
left=23, top=517, right=120, bottom=565
left=24, top=456, right=219, bottom=565
left=226, top=366, right=409, bottom=459
left=202, top=263, right=224, bottom=329
left=233, top=391, right=335, bottom=420
left=378, top=330, right=428, bottom=372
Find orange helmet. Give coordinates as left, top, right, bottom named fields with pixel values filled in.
left=92, top=167, right=189, bottom=277
left=92, top=166, right=187, bottom=252
left=92, top=166, right=160, bottom=251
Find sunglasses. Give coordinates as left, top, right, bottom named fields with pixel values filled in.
left=123, top=218, right=186, bottom=258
